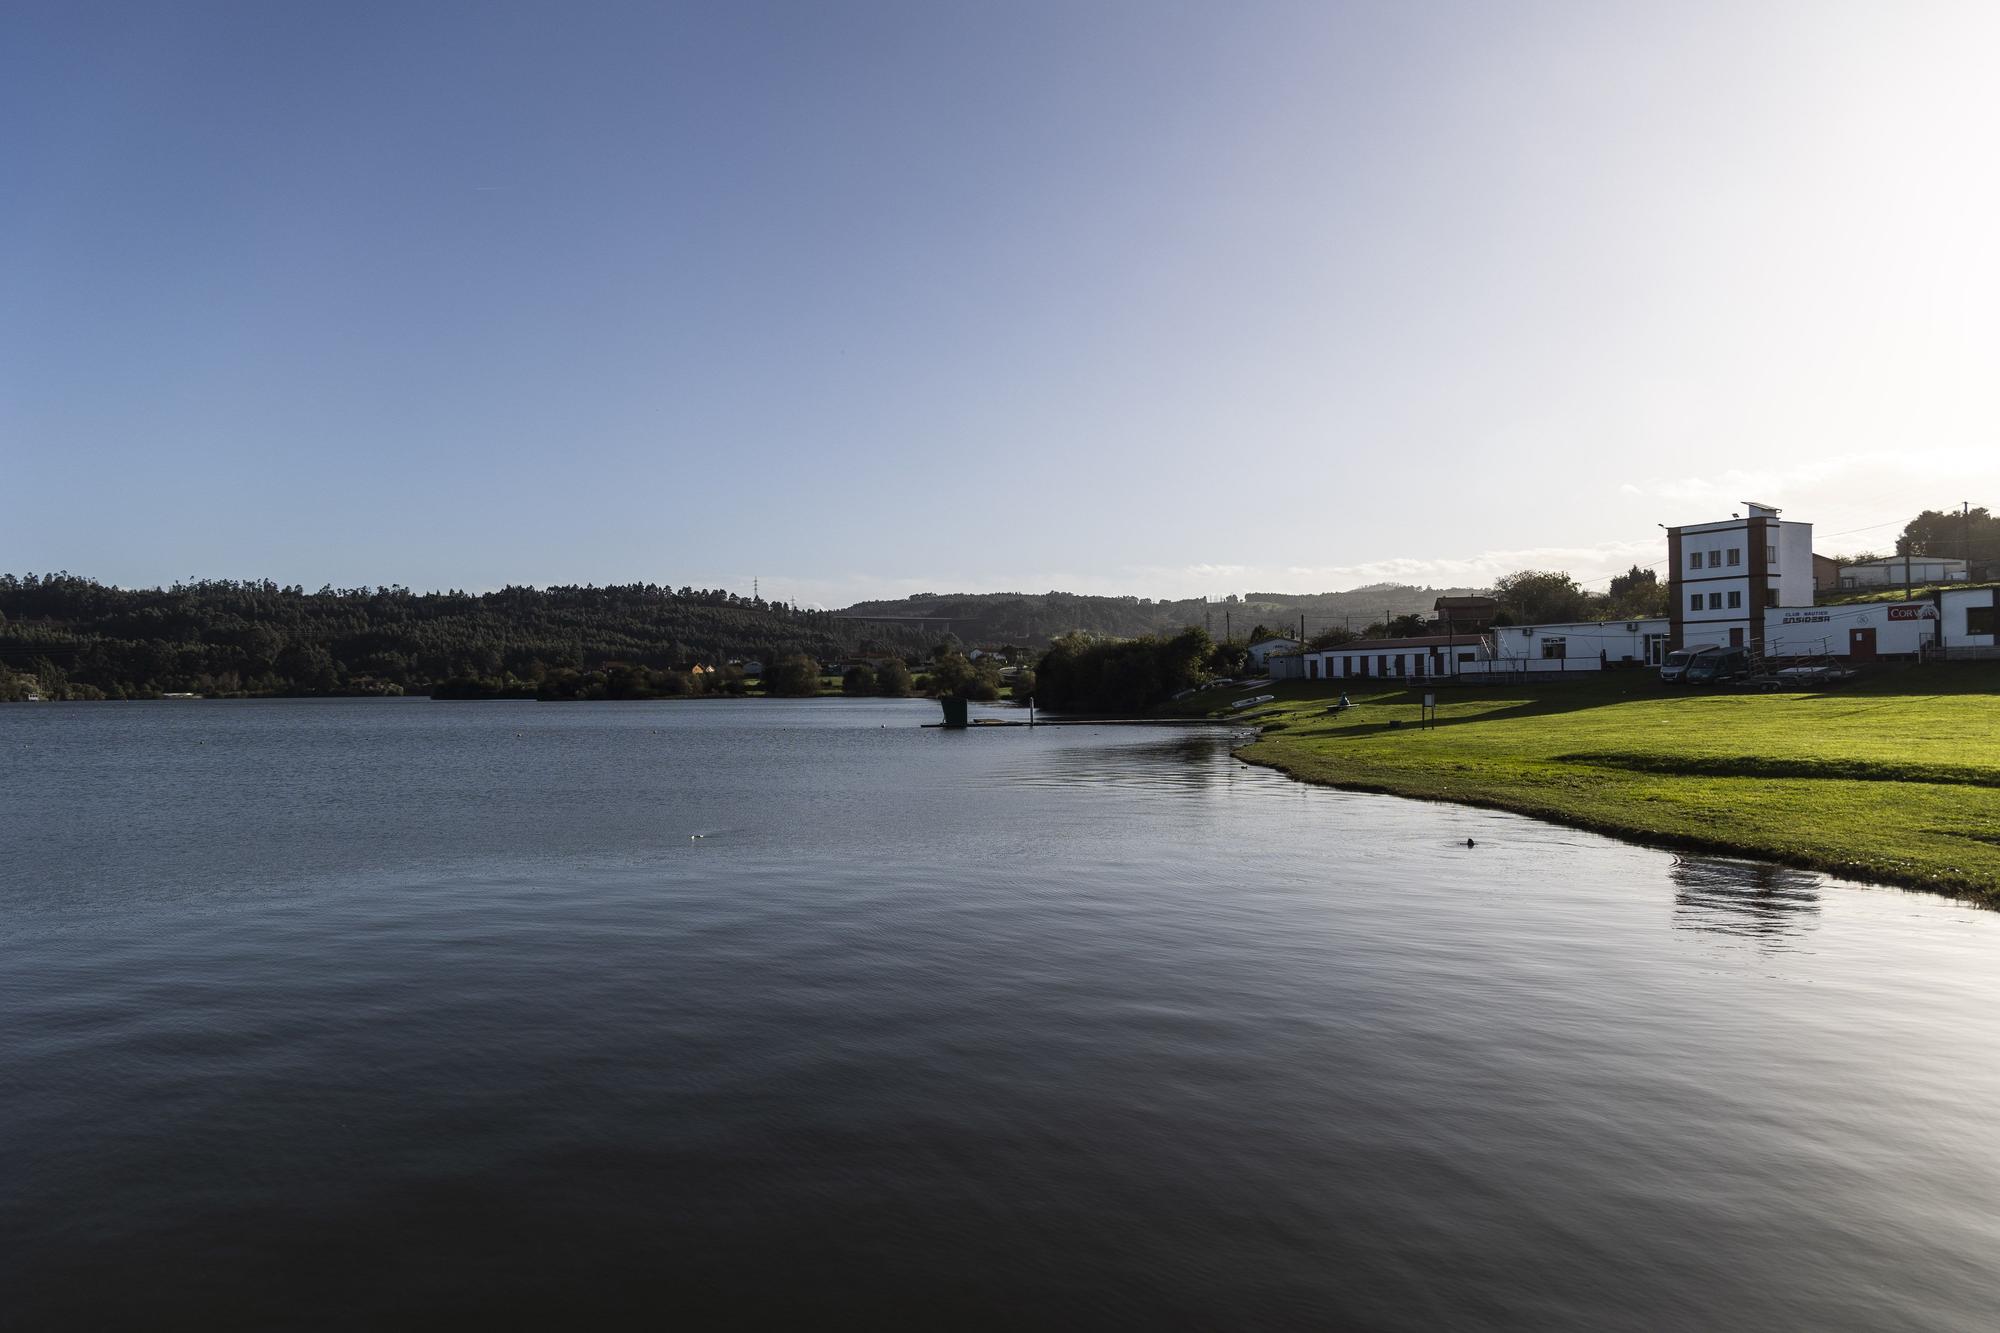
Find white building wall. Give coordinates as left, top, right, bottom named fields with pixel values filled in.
left=1939, top=587, right=1999, bottom=654
left=1673, top=506, right=1814, bottom=650
left=1247, top=638, right=1302, bottom=669
left=1678, top=521, right=1759, bottom=648
left=1488, top=620, right=1670, bottom=670
left=1774, top=520, right=1814, bottom=608
left=1305, top=643, right=1486, bottom=680
left=1763, top=603, right=1937, bottom=658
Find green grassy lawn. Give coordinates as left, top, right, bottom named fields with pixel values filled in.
left=1181, top=665, right=2000, bottom=899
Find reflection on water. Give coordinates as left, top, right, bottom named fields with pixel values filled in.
left=986, top=727, right=1255, bottom=792
left=1670, top=855, right=1822, bottom=947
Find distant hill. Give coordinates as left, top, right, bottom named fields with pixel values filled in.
left=0, top=574, right=937, bottom=700
left=834, top=584, right=1488, bottom=648
left=1, top=573, right=1493, bottom=701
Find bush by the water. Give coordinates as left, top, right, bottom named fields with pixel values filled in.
left=926, top=650, right=1002, bottom=701
left=762, top=654, right=821, bottom=697
left=874, top=659, right=914, bottom=698
left=1032, top=629, right=1215, bottom=713
left=523, top=663, right=749, bottom=701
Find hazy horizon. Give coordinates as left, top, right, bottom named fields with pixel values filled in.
left=7, top=1, right=1996, bottom=605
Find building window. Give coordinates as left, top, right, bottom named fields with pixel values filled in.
left=1727, top=590, right=1742, bottom=608
left=1727, top=548, right=1741, bottom=566
left=1541, top=638, right=1566, bottom=659
left=1689, top=552, right=1702, bottom=571
left=1690, top=594, right=1702, bottom=611
left=1766, top=589, right=1780, bottom=608
left=1969, top=607, right=1997, bottom=637
left=1458, top=652, right=1476, bottom=663
left=1343, top=656, right=1353, bottom=675
left=1708, top=593, right=1723, bottom=610
left=1707, top=550, right=1722, bottom=569
left=1767, top=544, right=1778, bottom=566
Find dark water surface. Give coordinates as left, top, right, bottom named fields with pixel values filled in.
left=6, top=698, right=2000, bottom=1329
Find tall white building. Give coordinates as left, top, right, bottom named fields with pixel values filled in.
left=1666, top=502, right=1814, bottom=652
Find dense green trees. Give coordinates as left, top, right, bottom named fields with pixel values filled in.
left=924, top=651, right=1002, bottom=701
left=0, top=573, right=930, bottom=700
left=762, top=654, right=821, bottom=697
left=873, top=658, right=914, bottom=698
left=1605, top=566, right=1668, bottom=618
left=1033, top=629, right=1216, bottom=713
left=1899, top=505, right=1998, bottom=570
left=842, top=664, right=877, bottom=695
left=1492, top=570, right=1595, bottom=625
left=1384, top=613, right=1429, bottom=638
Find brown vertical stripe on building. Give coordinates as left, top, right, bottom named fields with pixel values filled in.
left=1667, top=528, right=1684, bottom=651
left=1747, top=517, right=1769, bottom=652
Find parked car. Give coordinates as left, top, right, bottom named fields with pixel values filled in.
left=1662, top=644, right=1749, bottom=685
left=1660, top=646, right=1711, bottom=684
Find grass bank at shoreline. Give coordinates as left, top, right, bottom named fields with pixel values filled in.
left=1167, top=666, right=2000, bottom=901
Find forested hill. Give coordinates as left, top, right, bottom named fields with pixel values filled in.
left=835, top=584, right=1488, bottom=647
left=0, top=574, right=934, bottom=700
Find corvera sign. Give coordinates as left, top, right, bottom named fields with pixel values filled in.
left=1887, top=604, right=1937, bottom=621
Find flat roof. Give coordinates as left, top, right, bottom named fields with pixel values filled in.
left=1310, top=633, right=1487, bottom=651
left=1673, top=517, right=1812, bottom=534
left=1496, top=618, right=1669, bottom=631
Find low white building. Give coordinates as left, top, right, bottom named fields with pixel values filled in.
left=1763, top=603, right=1938, bottom=660
left=1839, top=556, right=1968, bottom=588
left=1301, top=634, right=1488, bottom=682
left=1267, top=650, right=1306, bottom=681
left=1245, top=637, right=1302, bottom=670
left=1938, top=586, right=1999, bottom=657
left=1488, top=619, right=1670, bottom=671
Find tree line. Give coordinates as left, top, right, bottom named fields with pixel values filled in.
left=0, top=573, right=935, bottom=701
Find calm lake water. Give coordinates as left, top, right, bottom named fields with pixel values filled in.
left=6, top=698, right=2000, bottom=1329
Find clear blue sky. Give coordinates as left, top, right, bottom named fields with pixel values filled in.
left=5, top=1, right=1997, bottom=604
